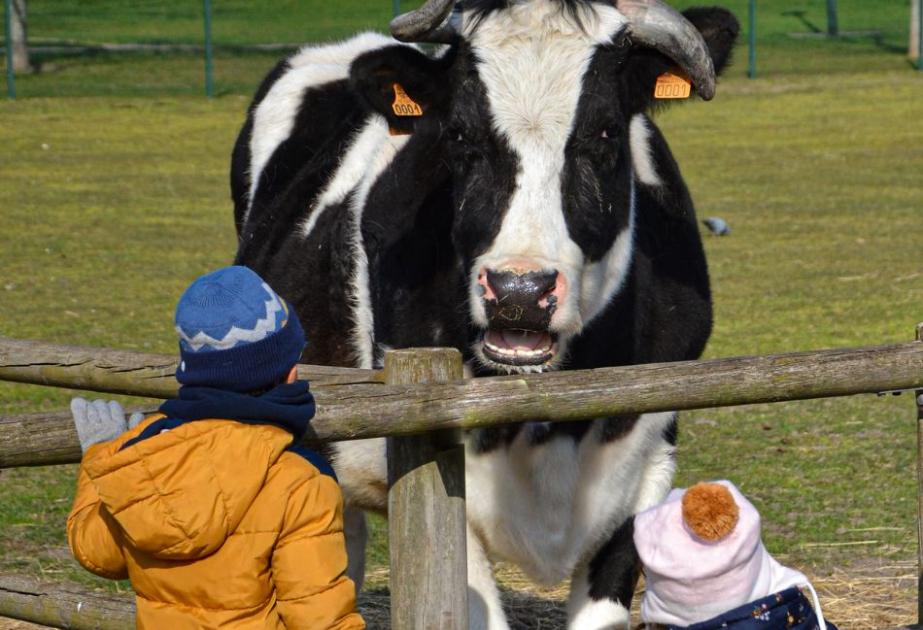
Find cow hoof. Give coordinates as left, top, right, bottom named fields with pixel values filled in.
left=569, top=599, right=630, bottom=630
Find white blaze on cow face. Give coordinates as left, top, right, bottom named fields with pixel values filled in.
left=462, top=1, right=635, bottom=373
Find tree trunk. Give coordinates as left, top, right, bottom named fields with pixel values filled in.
left=10, top=0, right=33, bottom=74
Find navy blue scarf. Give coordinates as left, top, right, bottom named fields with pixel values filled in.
left=157, top=380, right=316, bottom=438
left=120, top=380, right=334, bottom=478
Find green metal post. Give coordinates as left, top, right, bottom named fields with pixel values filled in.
left=747, top=0, right=756, bottom=79
left=825, top=0, right=838, bottom=37
left=4, top=0, right=15, bottom=99
left=918, top=0, right=923, bottom=71
left=203, top=0, right=214, bottom=98
left=393, top=0, right=401, bottom=18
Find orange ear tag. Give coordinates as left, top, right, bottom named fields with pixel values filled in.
left=654, top=72, right=692, bottom=100
left=391, top=83, right=424, bottom=117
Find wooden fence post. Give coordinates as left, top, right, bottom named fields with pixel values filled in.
left=916, top=323, right=923, bottom=626
left=385, top=348, right=467, bottom=630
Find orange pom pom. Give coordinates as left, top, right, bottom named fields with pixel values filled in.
left=681, top=482, right=739, bottom=542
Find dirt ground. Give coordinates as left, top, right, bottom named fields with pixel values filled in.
left=1, top=561, right=917, bottom=629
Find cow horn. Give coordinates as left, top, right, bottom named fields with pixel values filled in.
left=390, top=0, right=460, bottom=44
left=616, top=0, right=716, bottom=100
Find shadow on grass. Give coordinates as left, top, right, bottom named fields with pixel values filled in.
left=868, top=33, right=911, bottom=56
left=781, top=10, right=823, bottom=34
left=358, top=588, right=569, bottom=629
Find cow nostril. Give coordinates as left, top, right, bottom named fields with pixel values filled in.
left=484, top=270, right=503, bottom=298
left=535, top=272, right=558, bottom=299
left=485, top=269, right=559, bottom=306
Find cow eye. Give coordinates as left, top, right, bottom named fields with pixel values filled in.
left=600, top=128, right=617, bottom=140
left=446, top=126, right=466, bottom=144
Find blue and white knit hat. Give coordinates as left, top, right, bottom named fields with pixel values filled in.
left=174, top=266, right=305, bottom=392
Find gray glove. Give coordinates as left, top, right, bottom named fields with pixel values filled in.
left=71, top=398, right=145, bottom=453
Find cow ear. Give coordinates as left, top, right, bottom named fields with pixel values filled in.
left=621, top=7, right=739, bottom=114
left=350, top=45, right=451, bottom=135
left=620, top=46, right=675, bottom=115
left=681, top=7, right=740, bottom=76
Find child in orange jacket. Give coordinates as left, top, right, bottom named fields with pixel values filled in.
left=67, top=265, right=365, bottom=630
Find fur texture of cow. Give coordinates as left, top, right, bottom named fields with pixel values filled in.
left=232, top=2, right=738, bottom=627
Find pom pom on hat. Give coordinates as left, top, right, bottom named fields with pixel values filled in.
left=174, top=266, right=305, bottom=392
left=682, top=482, right=740, bottom=542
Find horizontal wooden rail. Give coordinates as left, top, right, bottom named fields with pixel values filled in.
left=0, top=576, right=134, bottom=630
left=0, top=337, right=381, bottom=397
left=0, top=575, right=387, bottom=629
left=1, top=340, right=922, bottom=469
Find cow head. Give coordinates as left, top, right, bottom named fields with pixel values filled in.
left=352, top=0, right=737, bottom=373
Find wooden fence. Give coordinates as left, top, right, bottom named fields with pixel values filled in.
left=1, top=329, right=922, bottom=629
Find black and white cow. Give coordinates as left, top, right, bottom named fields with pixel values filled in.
left=232, top=0, right=738, bottom=627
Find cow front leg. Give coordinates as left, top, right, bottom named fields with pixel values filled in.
left=567, top=416, right=677, bottom=628
left=343, top=506, right=368, bottom=594
left=566, top=518, right=637, bottom=630
left=467, top=525, right=509, bottom=630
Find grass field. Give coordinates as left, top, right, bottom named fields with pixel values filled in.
left=1, top=1, right=922, bottom=627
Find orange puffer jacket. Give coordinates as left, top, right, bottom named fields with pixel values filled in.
left=67, top=415, right=364, bottom=630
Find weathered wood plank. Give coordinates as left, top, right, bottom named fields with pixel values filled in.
left=0, top=409, right=117, bottom=469
left=386, top=348, right=467, bottom=630
left=0, top=576, right=135, bottom=630
left=2, top=341, right=922, bottom=469
left=916, top=323, right=923, bottom=626
left=917, top=387, right=923, bottom=626
left=0, top=575, right=391, bottom=629
left=0, top=337, right=381, bottom=398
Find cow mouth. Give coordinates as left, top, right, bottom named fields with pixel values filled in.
left=481, top=329, right=558, bottom=366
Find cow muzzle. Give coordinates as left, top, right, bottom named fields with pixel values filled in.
left=476, top=267, right=565, bottom=367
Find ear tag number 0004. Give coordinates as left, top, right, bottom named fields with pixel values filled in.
left=392, top=83, right=424, bottom=117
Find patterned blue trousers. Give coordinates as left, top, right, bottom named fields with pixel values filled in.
left=664, top=587, right=839, bottom=630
